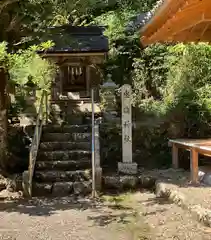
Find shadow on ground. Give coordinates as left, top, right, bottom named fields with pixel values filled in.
left=0, top=194, right=136, bottom=228
left=88, top=212, right=136, bottom=226
left=0, top=197, right=102, bottom=216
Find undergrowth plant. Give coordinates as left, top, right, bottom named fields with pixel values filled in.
left=132, top=42, right=211, bottom=138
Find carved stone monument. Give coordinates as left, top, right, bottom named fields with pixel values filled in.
left=118, top=84, right=137, bottom=175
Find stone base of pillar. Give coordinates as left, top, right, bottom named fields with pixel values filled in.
left=95, top=167, right=102, bottom=191
left=118, top=162, right=138, bottom=175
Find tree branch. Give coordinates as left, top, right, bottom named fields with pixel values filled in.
left=6, top=14, right=23, bottom=32
left=0, top=0, right=20, bottom=14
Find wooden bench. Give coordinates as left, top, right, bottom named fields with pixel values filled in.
left=169, top=139, right=211, bottom=183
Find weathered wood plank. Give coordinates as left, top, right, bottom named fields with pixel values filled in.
left=190, top=148, right=199, bottom=184
left=172, top=143, right=179, bottom=169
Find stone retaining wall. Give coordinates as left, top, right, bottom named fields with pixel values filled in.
left=156, top=181, right=211, bottom=227
left=103, top=169, right=211, bottom=228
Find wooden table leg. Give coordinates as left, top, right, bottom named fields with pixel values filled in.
left=172, top=143, right=179, bottom=169
left=190, top=148, right=199, bottom=184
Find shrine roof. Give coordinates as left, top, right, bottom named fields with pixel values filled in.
left=37, top=25, right=108, bottom=54
left=140, top=0, right=211, bottom=46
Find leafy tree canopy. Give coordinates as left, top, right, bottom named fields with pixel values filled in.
left=0, top=41, right=56, bottom=89
left=0, top=0, right=157, bottom=45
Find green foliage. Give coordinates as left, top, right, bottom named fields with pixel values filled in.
left=132, top=44, right=169, bottom=114
left=0, top=42, right=8, bottom=66
left=94, top=10, right=133, bottom=41
left=0, top=0, right=104, bottom=45
left=93, top=9, right=140, bottom=85
left=9, top=50, right=56, bottom=89
left=132, top=43, right=211, bottom=138
left=91, top=0, right=158, bottom=85
left=0, top=41, right=56, bottom=121
left=0, top=41, right=56, bottom=89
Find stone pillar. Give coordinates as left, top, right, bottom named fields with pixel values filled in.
left=118, top=84, right=137, bottom=175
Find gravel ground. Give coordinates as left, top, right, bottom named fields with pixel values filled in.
left=0, top=192, right=210, bottom=240
left=0, top=197, right=132, bottom=240
left=130, top=192, right=211, bottom=240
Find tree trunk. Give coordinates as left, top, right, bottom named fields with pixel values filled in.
left=0, top=67, right=8, bottom=170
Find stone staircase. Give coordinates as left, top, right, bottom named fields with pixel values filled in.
left=32, top=125, right=93, bottom=196
left=50, top=98, right=101, bottom=125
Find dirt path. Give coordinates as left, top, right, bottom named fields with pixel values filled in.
left=0, top=192, right=210, bottom=240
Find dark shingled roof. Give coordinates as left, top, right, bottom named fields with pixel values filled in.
left=126, top=1, right=165, bottom=33
left=126, top=13, right=149, bottom=32
left=38, top=25, right=108, bottom=53
left=141, top=0, right=166, bottom=27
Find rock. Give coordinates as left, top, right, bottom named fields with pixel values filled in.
left=0, top=189, right=22, bottom=200
left=103, top=175, right=138, bottom=190
left=118, top=162, right=138, bottom=175
left=120, top=176, right=138, bottom=189
left=33, top=183, right=53, bottom=196
left=52, top=182, right=73, bottom=196
left=139, top=176, right=156, bottom=189
left=198, top=170, right=206, bottom=182
left=0, top=181, right=7, bottom=191
left=155, top=182, right=170, bottom=198
left=204, top=210, right=211, bottom=227
left=202, top=173, right=211, bottom=186
left=73, top=181, right=91, bottom=195
left=103, top=176, right=120, bottom=189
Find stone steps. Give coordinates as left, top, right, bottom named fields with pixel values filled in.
left=49, top=99, right=101, bottom=125
left=37, top=150, right=91, bottom=161
left=50, top=101, right=101, bottom=114
left=41, top=132, right=91, bottom=142
left=39, top=142, right=90, bottom=151
left=42, top=125, right=91, bottom=133
left=35, top=160, right=91, bottom=170
left=34, top=170, right=92, bottom=182
left=33, top=181, right=92, bottom=196
left=32, top=123, right=92, bottom=197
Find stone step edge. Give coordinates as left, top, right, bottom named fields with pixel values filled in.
left=38, top=150, right=91, bottom=154
left=41, top=133, right=91, bottom=136
left=35, top=169, right=92, bottom=174
left=35, top=160, right=91, bottom=168
left=40, top=141, right=91, bottom=144
left=33, top=180, right=92, bottom=196
left=39, top=149, right=91, bottom=154
left=42, top=132, right=91, bottom=135
left=23, top=124, right=91, bottom=130
left=43, top=124, right=91, bottom=129
left=36, top=157, right=91, bottom=163
left=35, top=159, right=91, bottom=164
left=39, top=142, right=91, bottom=150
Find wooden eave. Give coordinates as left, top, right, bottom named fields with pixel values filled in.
left=141, top=0, right=211, bottom=46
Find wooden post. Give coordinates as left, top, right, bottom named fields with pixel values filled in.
left=190, top=148, right=199, bottom=184
left=172, top=143, right=179, bottom=169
